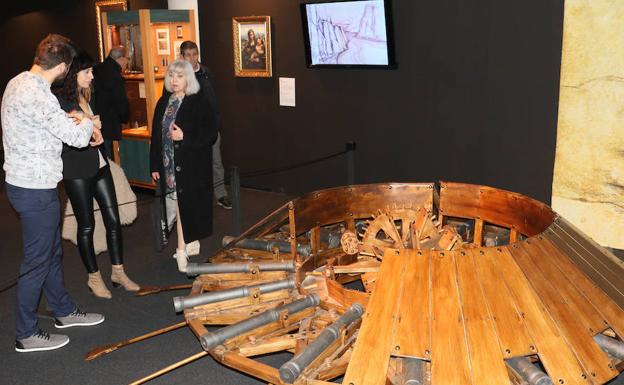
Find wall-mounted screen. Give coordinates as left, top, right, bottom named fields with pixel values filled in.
left=300, top=0, right=396, bottom=68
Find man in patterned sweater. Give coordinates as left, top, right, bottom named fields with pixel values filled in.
left=2, top=34, right=105, bottom=353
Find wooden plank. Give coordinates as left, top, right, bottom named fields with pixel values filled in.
left=545, top=229, right=624, bottom=309
left=220, top=352, right=281, bottom=384
left=471, top=248, right=534, bottom=357
left=343, top=249, right=407, bottom=385
left=138, top=10, right=156, bottom=131
left=310, top=226, right=321, bottom=255
left=238, top=334, right=298, bottom=357
left=494, top=247, right=588, bottom=385
left=438, top=182, right=554, bottom=237
left=430, top=250, right=472, bottom=385
left=550, top=220, right=624, bottom=304
left=346, top=217, right=356, bottom=232
left=473, top=218, right=484, bottom=246
left=293, top=183, right=433, bottom=233
left=288, top=202, right=298, bottom=261
left=332, top=260, right=380, bottom=274
left=537, top=235, right=624, bottom=340
left=555, top=220, right=624, bottom=292
left=510, top=228, right=519, bottom=243
left=455, top=250, right=510, bottom=384
left=509, top=243, right=618, bottom=384
left=522, top=238, right=607, bottom=335
left=557, top=217, right=624, bottom=272
left=394, top=250, right=431, bottom=359
left=323, top=278, right=370, bottom=312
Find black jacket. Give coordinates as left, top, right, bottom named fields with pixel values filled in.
left=93, top=57, right=129, bottom=140
left=194, top=64, right=220, bottom=130
left=57, top=97, right=107, bottom=180
left=149, top=92, right=217, bottom=241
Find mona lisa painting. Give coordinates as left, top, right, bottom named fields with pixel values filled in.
left=232, top=16, right=272, bottom=78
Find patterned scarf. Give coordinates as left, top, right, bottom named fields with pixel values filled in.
left=161, top=95, right=182, bottom=195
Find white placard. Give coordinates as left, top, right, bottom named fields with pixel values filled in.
left=279, top=77, right=296, bottom=107
left=138, top=82, right=146, bottom=99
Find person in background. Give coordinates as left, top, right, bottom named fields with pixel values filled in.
left=2, top=34, right=104, bottom=353
left=178, top=41, right=231, bottom=209
left=94, top=45, right=130, bottom=160
left=150, top=60, right=217, bottom=273
left=55, top=49, right=140, bottom=299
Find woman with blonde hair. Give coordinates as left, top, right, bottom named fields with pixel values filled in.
left=150, top=59, right=217, bottom=272
left=55, top=49, right=140, bottom=298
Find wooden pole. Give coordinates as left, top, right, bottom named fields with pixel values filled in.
left=85, top=321, right=187, bottom=361
left=128, top=351, right=208, bottom=385
left=135, top=284, right=192, bottom=296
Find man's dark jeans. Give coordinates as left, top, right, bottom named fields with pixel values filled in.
left=6, top=184, right=75, bottom=340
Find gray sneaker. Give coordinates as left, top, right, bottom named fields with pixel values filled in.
left=15, top=329, right=69, bottom=352
left=217, top=196, right=232, bottom=209
left=54, top=308, right=105, bottom=329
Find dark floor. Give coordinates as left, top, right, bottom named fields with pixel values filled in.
left=0, top=184, right=293, bottom=385
left=0, top=183, right=623, bottom=385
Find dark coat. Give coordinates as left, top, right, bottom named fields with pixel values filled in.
left=93, top=57, right=129, bottom=140
left=195, top=64, right=220, bottom=131
left=58, top=97, right=107, bottom=180
left=149, top=92, right=217, bottom=242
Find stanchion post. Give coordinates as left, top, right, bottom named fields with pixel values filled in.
left=345, top=141, right=356, bottom=185
left=231, top=166, right=242, bottom=236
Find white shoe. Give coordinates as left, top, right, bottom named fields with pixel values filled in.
left=174, top=249, right=188, bottom=273
left=186, top=240, right=200, bottom=256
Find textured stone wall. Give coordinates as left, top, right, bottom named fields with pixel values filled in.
left=553, top=0, right=624, bottom=249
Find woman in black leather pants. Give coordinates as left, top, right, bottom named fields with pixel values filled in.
left=55, top=50, right=139, bottom=298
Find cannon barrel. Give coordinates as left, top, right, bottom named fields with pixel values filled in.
left=200, top=294, right=320, bottom=351
left=222, top=236, right=312, bottom=256
left=279, top=303, right=364, bottom=383
left=403, top=357, right=426, bottom=385
left=507, top=357, right=553, bottom=385
left=173, top=278, right=295, bottom=313
left=186, top=261, right=295, bottom=276
left=594, top=334, right=624, bottom=360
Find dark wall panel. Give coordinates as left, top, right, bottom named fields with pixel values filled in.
left=0, top=0, right=167, bottom=93
left=198, top=0, right=564, bottom=203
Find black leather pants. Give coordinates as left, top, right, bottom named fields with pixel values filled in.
left=64, top=166, right=123, bottom=273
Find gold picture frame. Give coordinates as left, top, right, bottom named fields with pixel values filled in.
left=232, top=16, right=272, bottom=78
left=95, top=0, right=128, bottom=62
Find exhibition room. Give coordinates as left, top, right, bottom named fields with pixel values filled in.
left=0, top=0, right=623, bottom=384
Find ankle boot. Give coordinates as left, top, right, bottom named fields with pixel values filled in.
left=174, top=249, right=188, bottom=273
left=88, top=271, right=112, bottom=299
left=111, top=264, right=140, bottom=291
left=186, top=240, right=200, bottom=256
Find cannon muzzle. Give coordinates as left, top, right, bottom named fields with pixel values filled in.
left=200, top=294, right=320, bottom=351
left=279, top=303, right=364, bottom=383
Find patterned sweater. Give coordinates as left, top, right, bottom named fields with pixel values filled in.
left=2, top=71, right=93, bottom=189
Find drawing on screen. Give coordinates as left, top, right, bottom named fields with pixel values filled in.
left=306, top=0, right=388, bottom=65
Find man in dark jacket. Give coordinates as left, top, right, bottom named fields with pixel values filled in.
left=179, top=41, right=232, bottom=210
left=94, top=46, right=130, bottom=160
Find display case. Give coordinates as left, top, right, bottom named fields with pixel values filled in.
left=101, top=9, right=196, bottom=188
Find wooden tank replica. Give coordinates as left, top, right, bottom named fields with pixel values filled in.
left=91, top=182, right=624, bottom=385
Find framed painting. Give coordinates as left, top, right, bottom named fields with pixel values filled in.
left=95, top=0, right=128, bottom=62
left=156, top=28, right=171, bottom=55
left=232, top=16, right=272, bottom=77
